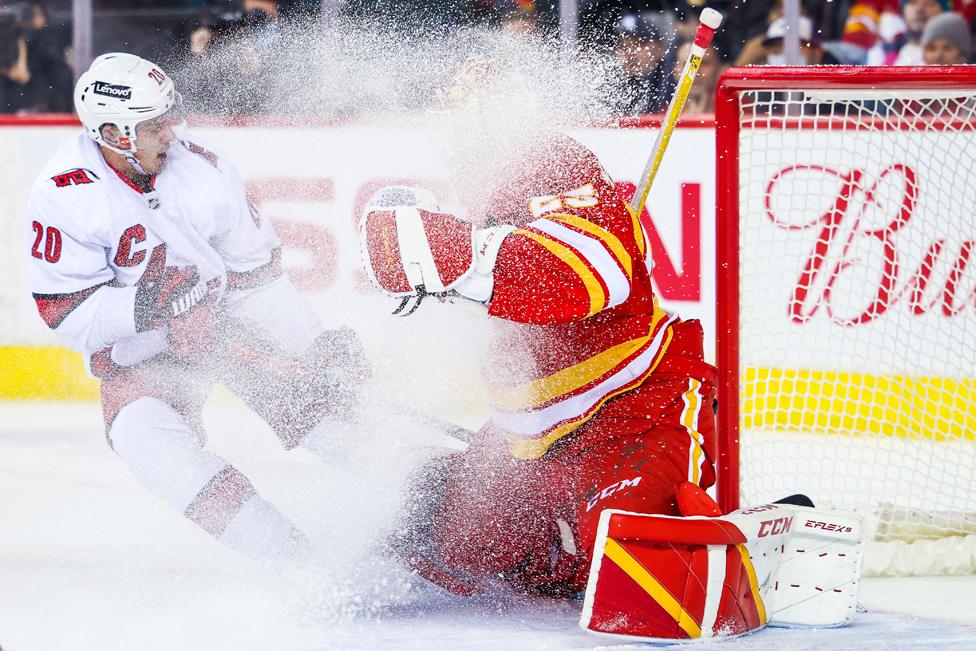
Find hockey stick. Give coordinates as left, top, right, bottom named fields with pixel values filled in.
left=224, top=336, right=476, bottom=447
left=629, top=8, right=724, bottom=217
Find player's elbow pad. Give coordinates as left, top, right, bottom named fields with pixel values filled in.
left=487, top=218, right=635, bottom=323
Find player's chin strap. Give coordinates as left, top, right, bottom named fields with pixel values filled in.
left=101, top=104, right=187, bottom=179
left=126, top=153, right=152, bottom=176
left=101, top=140, right=152, bottom=178
left=580, top=483, right=866, bottom=642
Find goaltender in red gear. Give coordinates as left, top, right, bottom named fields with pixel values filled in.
left=362, top=132, right=717, bottom=597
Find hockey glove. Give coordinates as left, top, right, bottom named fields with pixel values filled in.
left=304, top=326, right=371, bottom=416
left=166, top=301, right=222, bottom=362
left=361, top=207, right=473, bottom=295
left=134, top=265, right=209, bottom=332
left=360, top=185, right=513, bottom=315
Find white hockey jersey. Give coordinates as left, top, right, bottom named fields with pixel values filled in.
left=25, top=132, right=281, bottom=372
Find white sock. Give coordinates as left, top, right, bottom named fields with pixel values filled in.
left=297, top=414, right=348, bottom=465
left=219, top=493, right=311, bottom=563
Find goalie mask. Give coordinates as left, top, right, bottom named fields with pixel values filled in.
left=74, top=53, right=185, bottom=158
left=433, top=55, right=499, bottom=113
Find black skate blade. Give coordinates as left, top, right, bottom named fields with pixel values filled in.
left=774, top=494, right=816, bottom=508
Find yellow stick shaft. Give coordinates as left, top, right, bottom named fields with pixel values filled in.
left=629, top=52, right=703, bottom=216
left=629, top=8, right=722, bottom=216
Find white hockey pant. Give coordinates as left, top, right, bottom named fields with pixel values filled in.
left=109, top=397, right=310, bottom=564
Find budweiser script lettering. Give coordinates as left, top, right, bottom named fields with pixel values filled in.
left=764, top=164, right=975, bottom=325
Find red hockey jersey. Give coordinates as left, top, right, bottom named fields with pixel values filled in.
left=471, top=134, right=677, bottom=459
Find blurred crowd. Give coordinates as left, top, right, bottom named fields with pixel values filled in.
left=595, top=0, right=976, bottom=114
left=2, top=0, right=976, bottom=116
left=0, top=1, right=73, bottom=113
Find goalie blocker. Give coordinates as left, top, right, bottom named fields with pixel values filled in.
left=360, top=185, right=514, bottom=315
left=580, top=483, right=865, bottom=642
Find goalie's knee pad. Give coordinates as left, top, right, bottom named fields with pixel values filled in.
left=387, top=454, right=489, bottom=596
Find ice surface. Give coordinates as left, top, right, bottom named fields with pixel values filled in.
left=1, top=402, right=975, bottom=651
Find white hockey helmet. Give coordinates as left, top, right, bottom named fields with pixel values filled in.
left=74, top=52, right=183, bottom=155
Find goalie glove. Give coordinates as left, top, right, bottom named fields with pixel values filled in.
left=360, top=185, right=514, bottom=314
left=579, top=483, right=865, bottom=642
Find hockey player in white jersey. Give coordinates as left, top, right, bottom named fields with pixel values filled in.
left=25, top=53, right=366, bottom=564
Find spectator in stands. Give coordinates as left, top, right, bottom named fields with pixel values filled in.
left=889, top=0, right=948, bottom=64
left=183, top=0, right=282, bottom=115
left=712, top=0, right=778, bottom=64
left=189, top=10, right=248, bottom=60
left=499, top=4, right=541, bottom=36
left=920, top=11, right=972, bottom=63
left=762, top=15, right=842, bottom=65
left=240, top=0, right=282, bottom=53
left=0, top=9, right=30, bottom=113
left=189, top=0, right=280, bottom=60
left=841, top=0, right=899, bottom=63
left=672, top=2, right=700, bottom=44
left=671, top=38, right=723, bottom=114
left=20, top=1, right=73, bottom=113
left=577, top=0, right=673, bottom=53
left=614, top=11, right=676, bottom=115
left=733, top=1, right=782, bottom=66
left=724, top=0, right=849, bottom=65
left=847, top=0, right=948, bottom=65
left=840, top=0, right=959, bottom=64
left=247, top=0, right=281, bottom=21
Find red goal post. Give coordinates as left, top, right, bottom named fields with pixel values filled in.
left=714, top=66, right=976, bottom=575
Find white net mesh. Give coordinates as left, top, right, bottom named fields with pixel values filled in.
left=734, top=85, right=976, bottom=575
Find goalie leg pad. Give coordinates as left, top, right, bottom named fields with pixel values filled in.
left=580, top=501, right=865, bottom=642
left=581, top=510, right=765, bottom=642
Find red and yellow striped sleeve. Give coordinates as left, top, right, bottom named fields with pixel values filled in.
left=488, top=211, right=634, bottom=325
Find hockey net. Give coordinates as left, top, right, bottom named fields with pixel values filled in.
left=715, top=67, right=976, bottom=576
